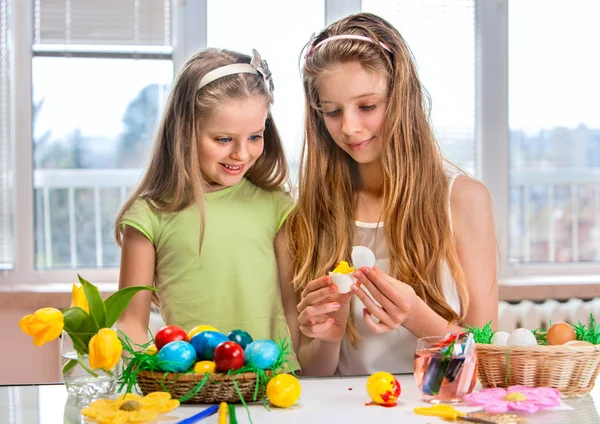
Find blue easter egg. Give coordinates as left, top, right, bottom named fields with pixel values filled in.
left=227, top=329, right=253, bottom=350
left=244, top=339, right=279, bottom=370
left=190, top=331, right=229, bottom=360
left=157, top=340, right=196, bottom=373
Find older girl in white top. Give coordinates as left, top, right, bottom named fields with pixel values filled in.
left=277, top=13, right=498, bottom=376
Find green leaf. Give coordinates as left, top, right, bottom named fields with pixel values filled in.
left=104, top=285, right=158, bottom=328
left=62, top=359, right=78, bottom=376
left=78, top=274, right=107, bottom=329
left=62, top=307, right=88, bottom=333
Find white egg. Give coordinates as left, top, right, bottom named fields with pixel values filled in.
left=491, top=331, right=510, bottom=346
left=351, top=246, right=376, bottom=270
left=328, top=272, right=356, bottom=294
left=506, top=328, right=538, bottom=346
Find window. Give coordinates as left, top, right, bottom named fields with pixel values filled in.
left=362, top=0, right=477, bottom=174
left=31, top=0, right=173, bottom=269
left=207, top=0, right=325, bottom=183
left=508, top=0, right=600, bottom=264
left=0, top=0, right=13, bottom=270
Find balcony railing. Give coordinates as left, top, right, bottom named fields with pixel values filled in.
left=30, top=167, right=600, bottom=269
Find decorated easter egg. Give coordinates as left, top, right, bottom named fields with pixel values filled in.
left=546, top=322, right=577, bottom=345
left=214, top=341, right=245, bottom=372
left=245, top=340, right=279, bottom=370
left=193, top=360, right=217, bottom=374
left=188, top=325, right=218, bottom=339
left=506, top=328, right=538, bottom=346
left=266, top=374, right=302, bottom=408
left=227, top=329, right=253, bottom=349
left=154, top=325, right=189, bottom=351
left=491, top=331, right=510, bottom=346
left=564, top=340, right=594, bottom=347
left=190, top=331, right=229, bottom=360
left=145, top=344, right=158, bottom=355
left=157, top=341, right=196, bottom=372
left=352, top=245, right=376, bottom=270
left=366, top=372, right=401, bottom=405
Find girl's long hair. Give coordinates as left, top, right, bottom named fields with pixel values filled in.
left=288, top=13, right=468, bottom=345
left=115, top=47, right=289, bottom=251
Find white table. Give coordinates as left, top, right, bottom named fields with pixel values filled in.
left=2, top=374, right=599, bottom=423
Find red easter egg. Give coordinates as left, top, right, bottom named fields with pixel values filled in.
left=214, top=341, right=245, bottom=372
left=154, top=325, right=189, bottom=351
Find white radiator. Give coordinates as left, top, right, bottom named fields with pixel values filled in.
left=498, top=298, right=600, bottom=332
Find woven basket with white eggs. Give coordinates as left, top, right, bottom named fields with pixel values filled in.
left=468, top=317, right=600, bottom=397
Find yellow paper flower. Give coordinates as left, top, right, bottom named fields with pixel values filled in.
left=71, top=283, right=90, bottom=313
left=81, top=392, right=179, bottom=423
left=19, top=307, right=64, bottom=346
left=89, top=328, right=123, bottom=371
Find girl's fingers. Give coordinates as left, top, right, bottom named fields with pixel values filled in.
left=299, top=318, right=335, bottom=337
left=353, top=269, right=400, bottom=317
left=362, top=308, right=393, bottom=334
left=297, top=286, right=335, bottom=313
left=301, top=275, right=332, bottom=299
left=351, top=284, right=397, bottom=329
left=298, top=302, right=341, bottom=326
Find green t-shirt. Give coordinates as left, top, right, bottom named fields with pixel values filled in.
left=120, top=178, right=298, bottom=369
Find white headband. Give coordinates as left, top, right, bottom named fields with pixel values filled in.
left=197, top=49, right=275, bottom=103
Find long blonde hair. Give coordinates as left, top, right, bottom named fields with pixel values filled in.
left=115, top=48, right=289, bottom=250
left=288, top=13, right=468, bottom=345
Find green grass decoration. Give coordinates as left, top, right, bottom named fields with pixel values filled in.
left=465, top=320, right=495, bottom=344
left=532, top=328, right=547, bottom=345
left=573, top=314, right=600, bottom=345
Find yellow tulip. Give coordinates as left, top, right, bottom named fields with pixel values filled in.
left=19, top=307, right=64, bottom=346
left=89, top=328, right=123, bottom=371
left=70, top=284, right=89, bottom=313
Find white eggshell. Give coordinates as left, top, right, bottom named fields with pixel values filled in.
left=328, top=272, right=356, bottom=294
left=351, top=246, right=376, bottom=270
left=506, top=328, right=538, bottom=346
left=491, top=331, right=510, bottom=346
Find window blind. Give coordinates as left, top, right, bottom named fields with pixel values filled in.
left=0, top=0, right=13, bottom=269
left=33, top=0, right=172, bottom=51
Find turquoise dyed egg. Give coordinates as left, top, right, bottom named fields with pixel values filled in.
left=157, top=340, right=196, bottom=372
left=227, top=329, right=253, bottom=350
left=245, top=340, right=279, bottom=370
left=190, top=331, right=229, bottom=360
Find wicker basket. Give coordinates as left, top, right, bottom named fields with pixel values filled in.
left=136, top=370, right=272, bottom=404
left=475, top=343, right=600, bottom=397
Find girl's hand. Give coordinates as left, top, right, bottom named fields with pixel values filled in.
left=297, top=276, right=353, bottom=343
left=351, top=267, right=419, bottom=334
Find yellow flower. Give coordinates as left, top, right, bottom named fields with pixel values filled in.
left=82, top=392, right=179, bottom=423
left=19, top=307, right=64, bottom=346
left=89, top=328, right=123, bottom=371
left=71, top=283, right=89, bottom=313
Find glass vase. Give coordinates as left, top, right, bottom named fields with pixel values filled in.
left=60, top=331, right=122, bottom=407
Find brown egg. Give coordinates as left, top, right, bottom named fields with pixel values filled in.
left=564, top=340, right=594, bottom=347
left=546, top=322, right=577, bottom=345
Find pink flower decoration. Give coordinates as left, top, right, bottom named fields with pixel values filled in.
left=464, top=385, right=561, bottom=413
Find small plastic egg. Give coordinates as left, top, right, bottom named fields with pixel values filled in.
left=352, top=246, right=376, bottom=270
left=491, top=331, right=510, bottom=346
left=328, top=272, right=356, bottom=294
left=157, top=341, right=197, bottom=372
left=506, top=328, right=538, bottom=346
left=245, top=340, right=279, bottom=370
left=193, top=360, right=216, bottom=374
left=266, top=374, right=302, bottom=408
left=546, top=322, right=577, bottom=345
left=366, top=372, right=401, bottom=405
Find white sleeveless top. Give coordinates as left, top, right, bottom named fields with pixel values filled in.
left=337, top=171, right=462, bottom=375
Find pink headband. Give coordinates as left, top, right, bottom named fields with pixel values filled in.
left=305, top=34, right=392, bottom=58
